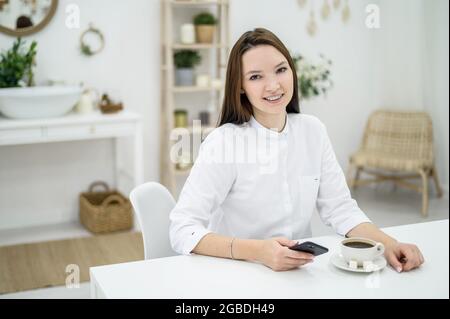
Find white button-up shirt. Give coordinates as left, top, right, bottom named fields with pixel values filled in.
left=170, top=113, right=371, bottom=255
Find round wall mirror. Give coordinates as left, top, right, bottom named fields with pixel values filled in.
left=0, top=0, right=58, bottom=37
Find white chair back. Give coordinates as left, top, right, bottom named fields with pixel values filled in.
left=130, top=182, right=177, bottom=259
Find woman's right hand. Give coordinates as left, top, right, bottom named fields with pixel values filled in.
left=257, top=237, right=315, bottom=271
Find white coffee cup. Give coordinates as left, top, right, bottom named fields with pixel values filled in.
left=341, top=237, right=385, bottom=266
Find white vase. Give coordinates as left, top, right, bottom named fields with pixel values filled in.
left=180, top=24, right=195, bottom=44
left=196, top=74, right=210, bottom=87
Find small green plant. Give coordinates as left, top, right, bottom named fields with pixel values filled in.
left=174, top=50, right=201, bottom=69
left=0, top=38, right=37, bottom=88
left=193, top=12, right=217, bottom=25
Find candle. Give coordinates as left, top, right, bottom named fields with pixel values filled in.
left=75, top=90, right=94, bottom=114
left=174, top=110, right=188, bottom=128
left=181, top=24, right=195, bottom=44
left=196, top=74, right=210, bottom=87
left=211, top=78, right=222, bottom=89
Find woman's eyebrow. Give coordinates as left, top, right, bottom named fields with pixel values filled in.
left=274, top=61, right=288, bottom=68
left=244, top=61, right=288, bottom=76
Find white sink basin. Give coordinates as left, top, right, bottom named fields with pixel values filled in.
left=0, top=86, right=83, bottom=119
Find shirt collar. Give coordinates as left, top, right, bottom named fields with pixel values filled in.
left=249, top=113, right=289, bottom=137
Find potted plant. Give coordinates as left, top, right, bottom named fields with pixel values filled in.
left=292, top=53, right=333, bottom=101
left=0, top=38, right=83, bottom=119
left=174, top=50, right=201, bottom=86
left=193, top=12, right=217, bottom=44
left=0, top=37, right=37, bottom=88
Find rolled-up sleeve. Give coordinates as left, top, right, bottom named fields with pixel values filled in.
left=316, top=122, right=371, bottom=236
left=169, top=128, right=236, bottom=255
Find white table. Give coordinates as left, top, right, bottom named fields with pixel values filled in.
left=0, top=110, right=143, bottom=190
left=90, top=220, right=449, bottom=299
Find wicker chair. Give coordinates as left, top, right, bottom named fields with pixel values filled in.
left=348, top=110, right=443, bottom=216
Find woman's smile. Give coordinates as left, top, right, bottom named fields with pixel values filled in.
left=263, top=93, right=285, bottom=105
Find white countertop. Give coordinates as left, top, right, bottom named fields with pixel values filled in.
left=0, top=110, right=140, bottom=129
left=90, top=220, right=449, bottom=299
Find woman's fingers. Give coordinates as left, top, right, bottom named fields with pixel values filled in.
left=284, top=247, right=315, bottom=260
left=274, top=237, right=297, bottom=248
left=386, top=251, right=404, bottom=272
left=286, top=257, right=313, bottom=265
left=418, top=249, right=425, bottom=264
left=271, top=256, right=313, bottom=271
left=386, top=243, right=425, bottom=273
left=409, top=245, right=424, bottom=266
left=285, top=255, right=314, bottom=267
left=401, top=246, right=421, bottom=271
left=281, top=260, right=311, bottom=271
left=266, top=238, right=316, bottom=271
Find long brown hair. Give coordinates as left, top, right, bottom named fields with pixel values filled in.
left=218, top=28, right=300, bottom=126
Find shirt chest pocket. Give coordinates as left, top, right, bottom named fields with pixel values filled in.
left=298, top=175, right=321, bottom=219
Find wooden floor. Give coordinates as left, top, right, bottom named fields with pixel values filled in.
left=0, top=231, right=143, bottom=295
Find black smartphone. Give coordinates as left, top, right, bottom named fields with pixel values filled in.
left=289, top=241, right=329, bottom=256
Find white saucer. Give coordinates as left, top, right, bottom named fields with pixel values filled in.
left=330, top=253, right=387, bottom=273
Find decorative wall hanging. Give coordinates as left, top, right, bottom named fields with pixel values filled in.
left=321, top=0, right=331, bottom=20
left=306, top=0, right=317, bottom=36
left=341, top=0, right=351, bottom=23
left=333, top=0, right=341, bottom=9
left=298, top=0, right=351, bottom=37
left=80, top=24, right=105, bottom=57
left=306, top=11, right=317, bottom=37
left=297, top=0, right=307, bottom=8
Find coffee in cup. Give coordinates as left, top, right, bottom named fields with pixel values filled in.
left=340, top=237, right=384, bottom=267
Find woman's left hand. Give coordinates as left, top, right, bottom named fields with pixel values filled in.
left=384, top=242, right=424, bottom=273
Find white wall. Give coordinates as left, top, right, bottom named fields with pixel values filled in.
left=0, top=0, right=448, bottom=230
left=377, top=0, right=425, bottom=109
left=422, top=0, right=449, bottom=195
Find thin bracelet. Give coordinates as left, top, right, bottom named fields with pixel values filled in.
left=230, top=237, right=236, bottom=260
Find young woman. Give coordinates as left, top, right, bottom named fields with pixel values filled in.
left=169, top=28, right=424, bottom=272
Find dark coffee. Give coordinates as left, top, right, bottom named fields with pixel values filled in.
left=344, top=241, right=374, bottom=249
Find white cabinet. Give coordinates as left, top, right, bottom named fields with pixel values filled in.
left=0, top=111, right=144, bottom=192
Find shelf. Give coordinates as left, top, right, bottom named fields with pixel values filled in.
left=170, top=0, right=228, bottom=7
left=172, top=43, right=229, bottom=50
left=161, top=0, right=229, bottom=196
left=171, top=86, right=223, bottom=93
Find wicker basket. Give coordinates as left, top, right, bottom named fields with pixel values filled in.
left=99, top=94, right=123, bottom=114
left=100, top=102, right=123, bottom=114
left=79, top=181, right=133, bottom=234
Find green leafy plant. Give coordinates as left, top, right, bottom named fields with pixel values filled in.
left=0, top=38, right=37, bottom=88
left=292, top=53, right=333, bottom=100
left=81, top=43, right=94, bottom=56
left=174, top=50, right=201, bottom=69
left=193, top=12, right=217, bottom=25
